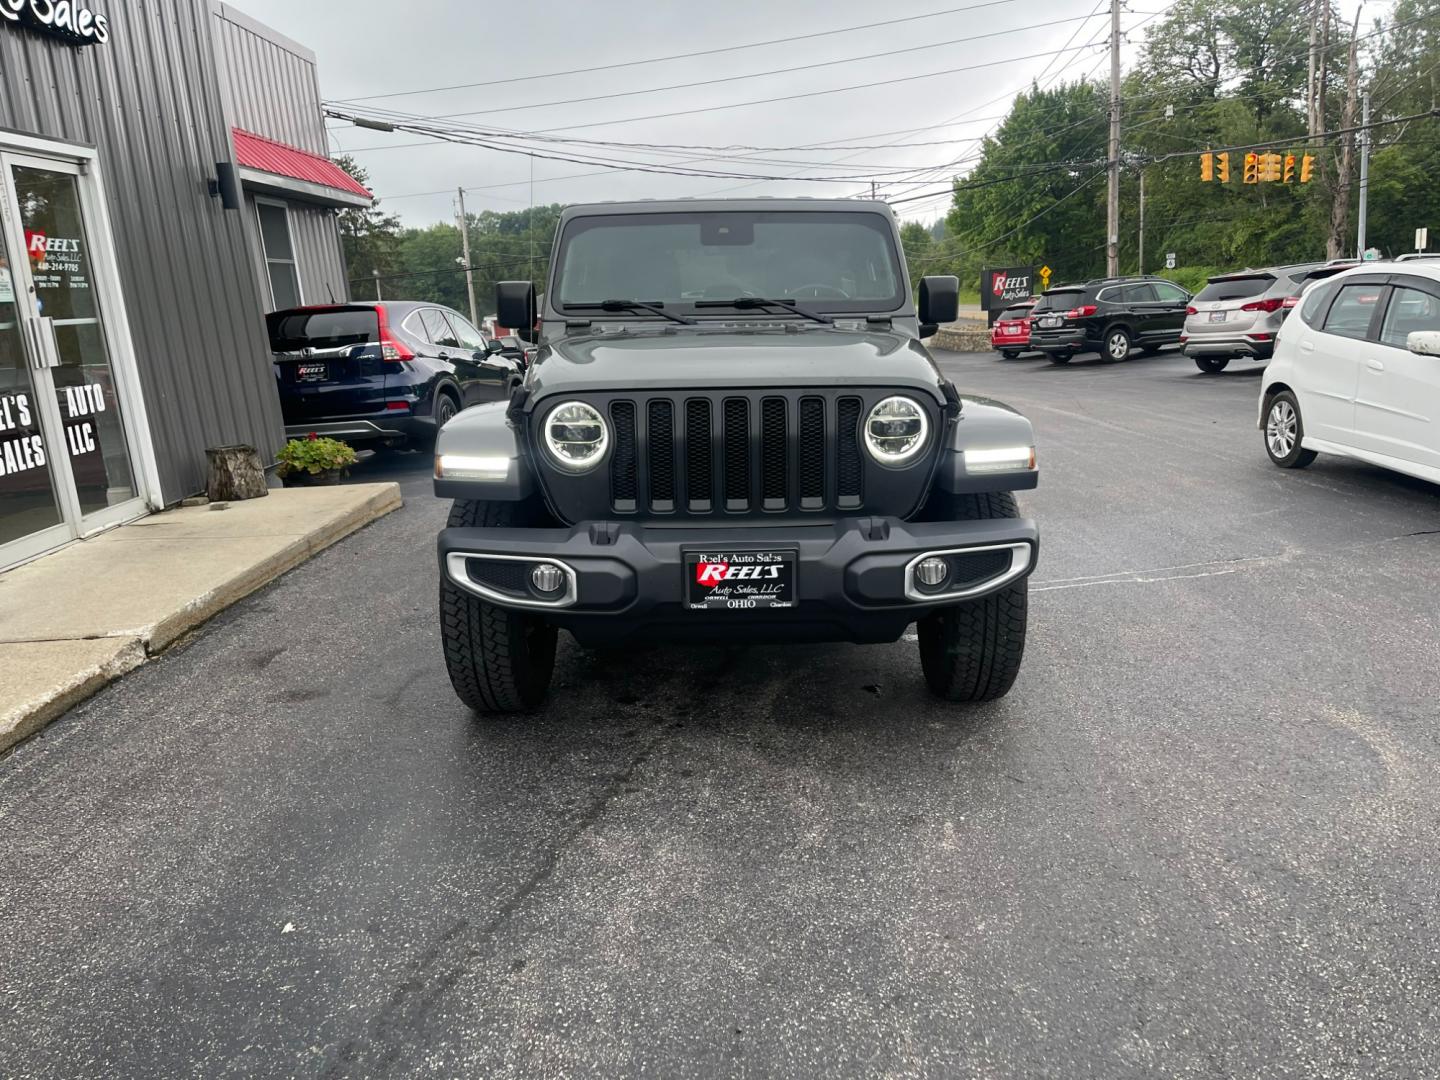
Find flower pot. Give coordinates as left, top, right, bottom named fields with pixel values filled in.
left=281, top=468, right=342, bottom=487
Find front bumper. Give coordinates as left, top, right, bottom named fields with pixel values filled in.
left=438, top=516, right=1039, bottom=646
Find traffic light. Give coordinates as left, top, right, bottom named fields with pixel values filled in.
left=1283, top=154, right=1297, bottom=183
left=1300, top=154, right=1315, bottom=183
left=1258, top=152, right=1283, bottom=182
left=1200, top=152, right=1214, bottom=182
left=1243, top=152, right=1260, bottom=184
left=1216, top=152, right=1230, bottom=183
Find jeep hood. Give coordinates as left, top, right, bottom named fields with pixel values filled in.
left=524, top=326, right=948, bottom=403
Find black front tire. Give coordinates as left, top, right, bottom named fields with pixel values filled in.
left=1194, top=356, right=1231, bottom=373
left=1263, top=390, right=1319, bottom=469
left=914, top=491, right=1028, bottom=702
left=440, top=499, right=559, bottom=714
left=1045, top=350, right=1073, bottom=365
left=1103, top=327, right=1133, bottom=362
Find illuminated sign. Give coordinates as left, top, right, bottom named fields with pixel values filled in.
left=0, top=1, right=110, bottom=47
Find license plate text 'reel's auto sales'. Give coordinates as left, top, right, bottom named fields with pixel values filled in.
left=685, top=550, right=796, bottom=611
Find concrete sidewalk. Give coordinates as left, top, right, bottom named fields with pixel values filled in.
left=0, top=483, right=402, bottom=754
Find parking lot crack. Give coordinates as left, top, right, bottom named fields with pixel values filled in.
left=323, top=727, right=668, bottom=1077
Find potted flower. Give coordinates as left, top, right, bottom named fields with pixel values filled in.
left=276, top=434, right=357, bottom=486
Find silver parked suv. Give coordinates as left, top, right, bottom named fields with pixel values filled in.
left=1183, top=262, right=1354, bottom=373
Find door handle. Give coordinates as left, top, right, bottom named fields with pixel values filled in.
left=1365, top=358, right=1385, bottom=372
left=21, top=316, right=58, bottom=371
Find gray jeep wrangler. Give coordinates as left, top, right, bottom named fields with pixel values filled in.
left=434, top=199, right=1039, bottom=712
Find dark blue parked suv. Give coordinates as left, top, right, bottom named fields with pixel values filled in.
left=269, top=301, right=525, bottom=448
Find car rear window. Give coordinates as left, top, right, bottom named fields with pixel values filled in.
left=1032, top=289, right=1084, bottom=313
left=997, top=305, right=1033, bottom=321
left=267, top=308, right=379, bottom=352
left=1194, top=275, right=1274, bottom=302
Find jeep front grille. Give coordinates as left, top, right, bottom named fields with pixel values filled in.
left=604, top=393, right=868, bottom=515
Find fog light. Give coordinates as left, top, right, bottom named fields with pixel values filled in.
left=531, top=563, right=566, bottom=594
left=916, top=557, right=950, bottom=588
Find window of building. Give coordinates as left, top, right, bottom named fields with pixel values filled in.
left=256, top=199, right=301, bottom=310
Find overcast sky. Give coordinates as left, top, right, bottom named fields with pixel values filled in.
left=228, top=0, right=1362, bottom=228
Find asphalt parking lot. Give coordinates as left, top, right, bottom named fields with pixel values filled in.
left=2, top=346, right=1438, bottom=1078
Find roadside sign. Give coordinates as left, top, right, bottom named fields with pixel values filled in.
left=1165, top=252, right=1177, bottom=270
left=1039, top=265, right=1052, bottom=289
left=1417, top=227, right=1429, bottom=251
left=981, top=266, right=1035, bottom=311
left=1364, top=247, right=1381, bottom=262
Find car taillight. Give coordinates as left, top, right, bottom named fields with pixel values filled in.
left=375, top=306, right=414, bottom=363
left=1186, top=306, right=1198, bottom=315
left=1067, top=304, right=1097, bottom=318
left=1241, top=297, right=1285, bottom=313
left=1282, top=296, right=1301, bottom=308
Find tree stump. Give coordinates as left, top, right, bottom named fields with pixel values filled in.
left=205, top=444, right=269, bottom=502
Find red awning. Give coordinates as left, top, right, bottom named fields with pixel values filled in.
left=231, top=129, right=372, bottom=202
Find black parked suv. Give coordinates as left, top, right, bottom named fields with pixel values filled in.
left=433, top=200, right=1042, bottom=713
left=269, top=301, right=525, bottom=448
left=1029, top=275, right=1192, bottom=363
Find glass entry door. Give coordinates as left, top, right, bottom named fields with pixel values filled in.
left=0, top=151, right=147, bottom=568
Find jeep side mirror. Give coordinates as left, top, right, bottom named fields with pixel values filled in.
left=1407, top=330, right=1440, bottom=357
left=496, top=281, right=537, bottom=343
left=485, top=338, right=505, bottom=354
left=918, top=275, right=959, bottom=337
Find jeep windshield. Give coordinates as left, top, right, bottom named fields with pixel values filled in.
left=552, top=210, right=905, bottom=318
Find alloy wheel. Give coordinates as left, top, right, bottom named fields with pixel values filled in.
left=1266, top=399, right=1297, bottom=458
left=1107, top=332, right=1130, bottom=361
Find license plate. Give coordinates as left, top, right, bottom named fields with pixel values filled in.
left=296, top=362, right=328, bottom=382
left=1208, top=311, right=1227, bottom=323
left=1039, top=315, right=1062, bottom=328
left=686, top=550, right=795, bottom=611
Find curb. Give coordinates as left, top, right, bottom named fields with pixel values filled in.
left=0, top=484, right=402, bottom=756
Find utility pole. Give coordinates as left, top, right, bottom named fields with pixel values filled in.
left=456, top=186, right=478, bottom=328
left=1357, top=91, right=1371, bottom=256
left=1106, top=0, right=1122, bottom=278
left=1137, top=169, right=1145, bottom=276
left=1306, top=0, right=1319, bottom=137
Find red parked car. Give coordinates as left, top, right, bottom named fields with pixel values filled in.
left=991, top=298, right=1038, bottom=359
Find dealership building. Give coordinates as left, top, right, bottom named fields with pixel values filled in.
left=0, top=1, right=371, bottom=571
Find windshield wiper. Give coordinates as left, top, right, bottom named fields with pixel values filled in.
left=562, top=300, right=696, bottom=326
left=693, top=296, right=834, bottom=324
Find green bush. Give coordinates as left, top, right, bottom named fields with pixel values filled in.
left=1163, top=265, right=1226, bottom=294
left=276, top=435, right=357, bottom=477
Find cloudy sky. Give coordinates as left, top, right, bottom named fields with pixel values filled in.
left=230, top=0, right=1239, bottom=227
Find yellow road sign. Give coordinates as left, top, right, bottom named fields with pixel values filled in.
left=1039, top=265, right=1052, bottom=289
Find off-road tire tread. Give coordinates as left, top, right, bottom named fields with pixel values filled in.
left=919, top=582, right=1028, bottom=701
left=916, top=490, right=1027, bottom=701
left=440, top=499, right=557, bottom=713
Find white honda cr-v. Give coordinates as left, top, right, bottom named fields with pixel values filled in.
left=1259, top=262, right=1440, bottom=485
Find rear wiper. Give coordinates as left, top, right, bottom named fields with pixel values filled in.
left=562, top=300, right=695, bottom=325
left=693, top=297, right=834, bottom=324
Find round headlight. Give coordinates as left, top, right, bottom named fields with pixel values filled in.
left=543, top=400, right=608, bottom=471
left=864, top=396, right=929, bottom=464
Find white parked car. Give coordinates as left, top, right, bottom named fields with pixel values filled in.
left=1260, top=263, right=1440, bottom=485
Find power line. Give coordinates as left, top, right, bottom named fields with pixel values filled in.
left=403, top=12, right=1104, bottom=121
left=332, top=0, right=1025, bottom=104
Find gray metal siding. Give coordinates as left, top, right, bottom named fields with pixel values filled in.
left=243, top=193, right=348, bottom=307
left=0, top=2, right=284, bottom=503
left=212, top=1, right=326, bottom=154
